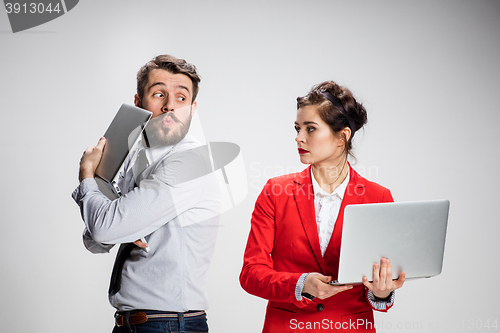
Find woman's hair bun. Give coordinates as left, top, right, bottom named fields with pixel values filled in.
left=297, top=80, right=368, bottom=157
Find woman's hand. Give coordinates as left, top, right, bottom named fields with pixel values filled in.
left=302, top=273, right=353, bottom=300
left=362, top=258, right=406, bottom=299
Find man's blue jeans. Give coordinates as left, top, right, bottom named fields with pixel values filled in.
left=112, top=311, right=209, bottom=333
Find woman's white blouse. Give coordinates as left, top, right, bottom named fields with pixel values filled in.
left=311, top=167, right=350, bottom=256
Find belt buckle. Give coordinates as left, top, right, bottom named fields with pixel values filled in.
left=114, top=313, right=125, bottom=327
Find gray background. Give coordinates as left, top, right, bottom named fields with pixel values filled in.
left=1, top=1, right=499, bottom=332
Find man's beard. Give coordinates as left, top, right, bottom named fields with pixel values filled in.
left=143, top=111, right=192, bottom=147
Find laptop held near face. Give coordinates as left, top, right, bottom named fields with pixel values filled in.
left=94, top=104, right=152, bottom=200
left=330, top=200, right=450, bottom=285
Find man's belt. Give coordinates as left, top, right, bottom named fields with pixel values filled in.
left=115, top=310, right=206, bottom=327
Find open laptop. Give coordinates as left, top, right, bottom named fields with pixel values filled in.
left=94, top=104, right=152, bottom=199
left=331, top=200, right=450, bottom=285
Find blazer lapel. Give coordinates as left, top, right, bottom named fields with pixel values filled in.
left=293, top=166, right=327, bottom=274
left=323, top=165, right=365, bottom=278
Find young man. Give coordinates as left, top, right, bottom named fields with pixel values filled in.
left=73, top=55, right=221, bottom=333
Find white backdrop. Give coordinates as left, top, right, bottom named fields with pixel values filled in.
left=1, top=1, right=499, bottom=332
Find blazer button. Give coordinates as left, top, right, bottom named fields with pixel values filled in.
left=317, top=303, right=324, bottom=311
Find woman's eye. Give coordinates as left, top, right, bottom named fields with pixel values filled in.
left=294, top=126, right=300, bottom=133
left=307, top=127, right=315, bottom=132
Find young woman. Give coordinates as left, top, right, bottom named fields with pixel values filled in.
left=240, top=81, right=405, bottom=332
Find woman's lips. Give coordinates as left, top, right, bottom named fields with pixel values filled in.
left=298, top=148, right=309, bottom=154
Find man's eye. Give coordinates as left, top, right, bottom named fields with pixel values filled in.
left=178, top=96, right=186, bottom=102
left=153, top=93, right=164, bottom=98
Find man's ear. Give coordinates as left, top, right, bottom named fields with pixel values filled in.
left=191, top=101, right=197, bottom=116
left=134, top=94, right=141, bottom=107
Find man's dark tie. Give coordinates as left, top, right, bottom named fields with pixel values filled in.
left=134, top=149, right=149, bottom=185
left=109, top=149, right=149, bottom=295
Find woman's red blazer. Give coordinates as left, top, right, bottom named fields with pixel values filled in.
left=240, top=164, right=394, bottom=332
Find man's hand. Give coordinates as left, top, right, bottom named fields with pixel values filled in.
left=362, top=258, right=406, bottom=299
left=133, top=239, right=148, bottom=248
left=79, top=137, right=106, bottom=182
left=302, top=273, right=353, bottom=300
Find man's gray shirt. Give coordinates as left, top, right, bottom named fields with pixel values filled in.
left=72, top=135, right=222, bottom=311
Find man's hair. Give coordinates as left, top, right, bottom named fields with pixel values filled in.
left=136, top=55, right=201, bottom=103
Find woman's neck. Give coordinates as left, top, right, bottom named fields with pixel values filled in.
left=312, top=155, right=349, bottom=193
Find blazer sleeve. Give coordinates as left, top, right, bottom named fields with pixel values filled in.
left=381, top=188, right=394, bottom=203
left=239, top=179, right=305, bottom=305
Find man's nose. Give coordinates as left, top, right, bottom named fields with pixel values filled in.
left=162, top=96, right=175, bottom=113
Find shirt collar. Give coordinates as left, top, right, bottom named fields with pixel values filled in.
left=141, top=140, right=173, bottom=164
left=311, top=166, right=350, bottom=200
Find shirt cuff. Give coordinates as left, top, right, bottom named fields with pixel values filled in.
left=71, top=178, right=99, bottom=202
left=366, top=289, right=395, bottom=311
left=295, top=273, right=310, bottom=301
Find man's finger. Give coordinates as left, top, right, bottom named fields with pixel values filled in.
left=135, top=241, right=148, bottom=248
left=96, top=137, right=106, bottom=150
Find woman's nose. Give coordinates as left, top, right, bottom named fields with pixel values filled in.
left=295, top=130, right=304, bottom=143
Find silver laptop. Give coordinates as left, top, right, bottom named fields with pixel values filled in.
left=94, top=104, right=152, bottom=199
left=332, top=200, right=450, bottom=285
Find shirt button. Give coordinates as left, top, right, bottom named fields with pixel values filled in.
left=317, top=303, right=324, bottom=311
